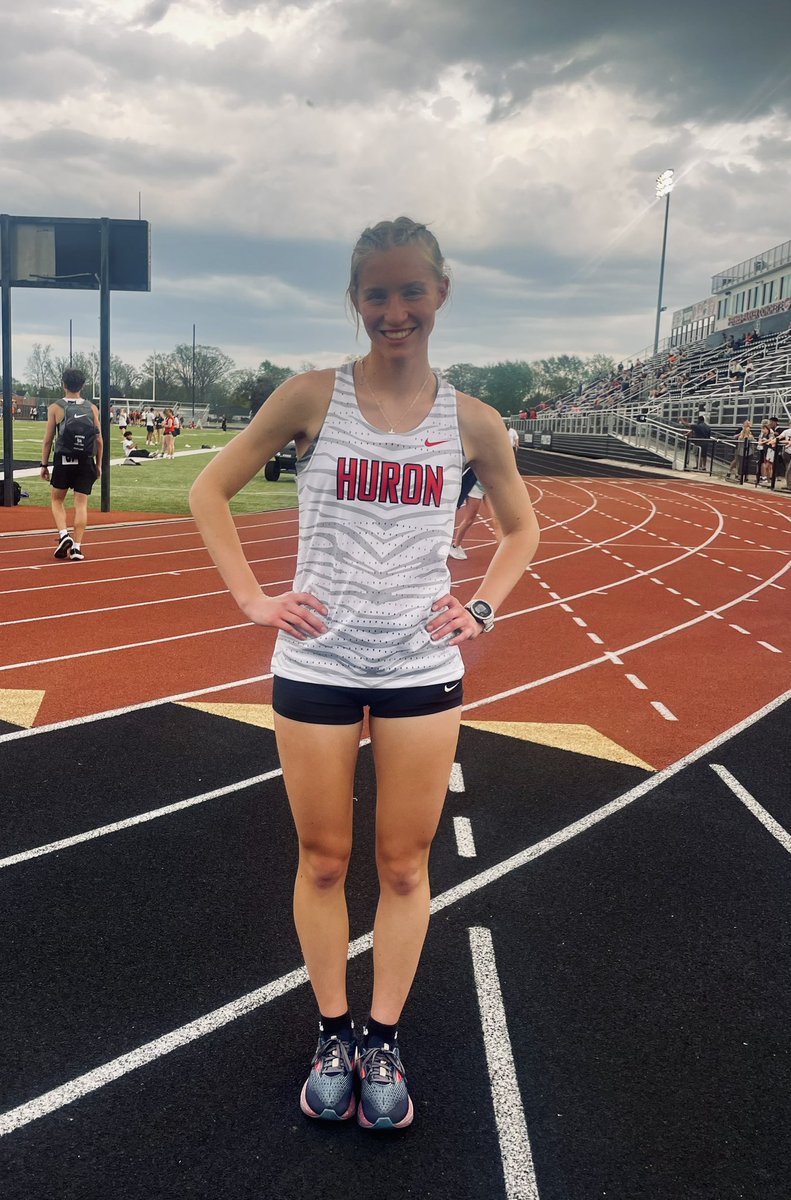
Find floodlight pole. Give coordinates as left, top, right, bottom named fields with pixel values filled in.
left=99, top=217, right=111, bottom=511
left=191, top=323, right=196, bottom=419
left=653, top=170, right=674, bottom=357
left=1, top=214, right=14, bottom=508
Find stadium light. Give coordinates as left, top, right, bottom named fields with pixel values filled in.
left=653, top=169, right=675, bottom=356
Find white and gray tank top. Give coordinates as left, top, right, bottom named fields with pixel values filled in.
left=271, top=362, right=465, bottom=688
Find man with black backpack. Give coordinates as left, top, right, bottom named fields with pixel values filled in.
left=40, top=368, right=103, bottom=561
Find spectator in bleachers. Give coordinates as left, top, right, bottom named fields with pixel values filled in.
left=756, top=421, right=776, bottom=486
left=728, top=359, right=746, bottom=389
left=777, top=421, right=791, bottom=489
left=726, top=421, right=754, bottom=480
left=688, top=414, right=712, bottom=470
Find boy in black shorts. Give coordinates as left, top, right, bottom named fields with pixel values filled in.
left=40, top=369, right=103, bottom=561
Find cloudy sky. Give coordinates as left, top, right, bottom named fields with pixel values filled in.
left=2, top=0, right=790, bottom=378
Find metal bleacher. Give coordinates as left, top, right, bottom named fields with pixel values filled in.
left=516, top=326, right=791, bottom=475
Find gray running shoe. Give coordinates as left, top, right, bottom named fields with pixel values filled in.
left=357, top=1041, right=413, bottom=1130
left=300, top=1034, right=357, bottom=1121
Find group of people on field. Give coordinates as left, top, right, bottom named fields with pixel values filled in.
left=114, top=407, right=182, bottom=458
left=38, top=216, right=541, bottom=1130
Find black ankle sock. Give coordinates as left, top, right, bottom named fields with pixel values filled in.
left=319, top=1010, right=354, bottom=1041
left=364, top=1016, right=398, bottom=1048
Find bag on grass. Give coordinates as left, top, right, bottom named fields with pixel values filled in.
left=0, top=481, right=22, bottom=506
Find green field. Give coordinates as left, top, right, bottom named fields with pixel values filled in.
left=3, top=420, right=297, bottom=516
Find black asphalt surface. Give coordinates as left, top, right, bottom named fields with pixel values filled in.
left=3, top=700, right=791, bottom=1198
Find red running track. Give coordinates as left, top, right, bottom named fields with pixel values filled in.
left=1, top=481, right=789, bottom=769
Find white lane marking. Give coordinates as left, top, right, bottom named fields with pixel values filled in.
left=729, top=624, right=750, bottom=635
left=0, top=621, right=253, bottom=673
left=449, top=762, right=466, bottom=794
left=666, top=587, right=681, bottom=595
left=2, top=589, right=228, bottom=627
left=469, top=927, right=539, bottom=1200
left=747, top=574, right=762, bottom=581
left=651, top=701, right=678, bottom=721
left=587, top=633, right=604, bottom=645
left=604, top=652, right=624, bottom=665
left=4, top=685, right=789, bottom=1137
left=572, top=617, right=588, bottom=627
left=454, top=817, right=477, bottom=858
left=538, top=582, right=551, bottom=590
left=626, top=674, right=648, bottom=690
left=548, top=592, right=560, bottom=600
left=684, top=598, right=701, bottom=607
left=470, top=552, right=791, bottom=710
left=560, top=604, right=573, bottom=613
left=0, top=559, right=293, bottom=601
left=0, top=534, right=297, bottom=577
left=710, top=765, right=791, bottom=855
left=0, top=771, right=283, bottom=869
left=758, top=641, right=782, bottom=654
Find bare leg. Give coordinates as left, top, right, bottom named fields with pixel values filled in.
left=50, top=487, right=69, bottom=532
left=368, top=706, right=461, bottom=1024
left=73, top=493, right=89, bottom=544
left=452, top=496, right=482, bottom=549
left=274, top=714, right=362, bottom=1018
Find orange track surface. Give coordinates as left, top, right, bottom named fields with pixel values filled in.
left=2, top=481, right=790, bottom=768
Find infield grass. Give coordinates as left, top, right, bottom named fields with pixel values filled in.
left=4, top=420, right=297, bottom=516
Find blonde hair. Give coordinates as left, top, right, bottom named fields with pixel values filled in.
left=346, top=217, right=449, bottom=328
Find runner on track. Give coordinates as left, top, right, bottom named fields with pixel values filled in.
left=39, top=368, right=103, bottom=562
left=190, top=217, right=540, bottom=1130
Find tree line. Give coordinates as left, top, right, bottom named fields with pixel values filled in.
left=10, top=343, right=616, bottom=416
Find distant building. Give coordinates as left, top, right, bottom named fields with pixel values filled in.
left=670, top=237, right=791, bottom=349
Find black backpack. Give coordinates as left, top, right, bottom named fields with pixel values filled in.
left=57, top=401, right=98, bottom=457
left=0, top=481, right=22, bottom=506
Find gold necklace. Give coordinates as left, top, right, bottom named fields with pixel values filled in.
left=359, top=358, right=432, bottom=433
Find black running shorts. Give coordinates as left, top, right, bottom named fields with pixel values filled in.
left=272, top=675, right=464, bottom=725
left=50, top=453, right=98, bottom=495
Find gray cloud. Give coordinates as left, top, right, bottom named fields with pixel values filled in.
left=336, top=0, right=791, bottom=122
left=132, top=0, right=173, bottom=27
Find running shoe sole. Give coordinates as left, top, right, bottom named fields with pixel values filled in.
left=54, top=536, right=73, bottom=559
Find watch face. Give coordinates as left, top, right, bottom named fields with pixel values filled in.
left=471, top=600, right=493, bottom=620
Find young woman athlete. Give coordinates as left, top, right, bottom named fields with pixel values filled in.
left=189, top=217, right=540, bottom=1130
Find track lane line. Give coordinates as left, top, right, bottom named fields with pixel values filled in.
left=0, top=770, right=283, bottom=869
left=710, top=764, right=791, bottom=854
left=470, top=926, right=539, bottom=1200
left=3, top=684, right=790, bottom=1138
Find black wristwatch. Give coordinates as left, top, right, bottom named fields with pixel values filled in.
left=464, top=599, right=495, bottom=632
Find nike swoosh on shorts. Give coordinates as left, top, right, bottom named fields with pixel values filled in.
left=444, top=681, right=460, bottom=692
